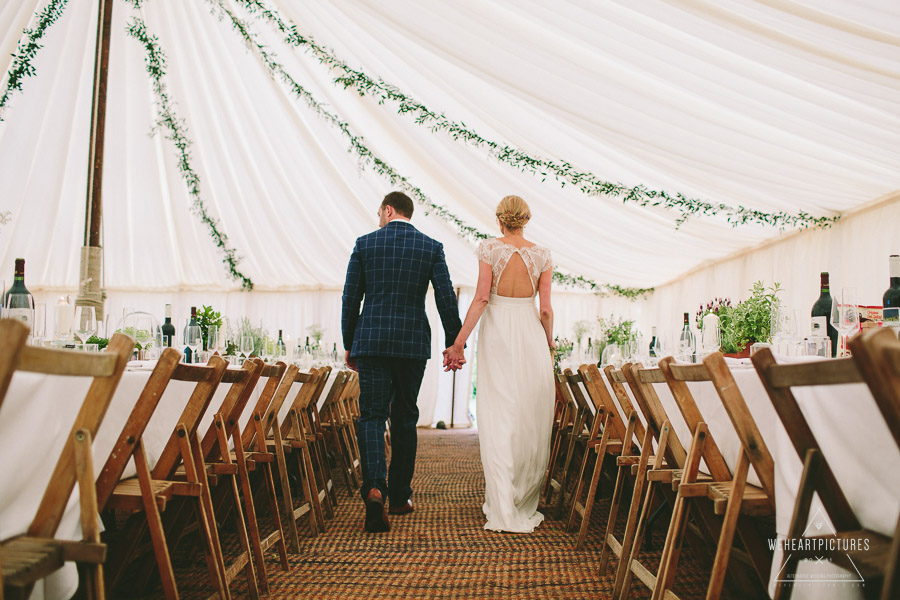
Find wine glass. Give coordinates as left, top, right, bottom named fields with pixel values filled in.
left=73, top=306, right=97, bottom=349
left=185, top=325, right=202, bottom=364
left=831, top=288, right=859, bottom=357
left=240, top=332, right=254, bottom=359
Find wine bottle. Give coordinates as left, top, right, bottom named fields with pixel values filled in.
left=162, top=304, right=175, bottom=348
left=304, top=336, right=311, bottom=354
left=810, top=272, right=838, bottom=357
left=883, top=255, right=900, bottom=328
left=679, top=312, right=695, bottom=362
left=4, top=258, right=34, bottom=328
left=276, top=329, right=287, bottom=357
left=184, top=306, right=198, bottom=363
left=331, top=342, right=338, bottom=362
left=649, top=326, right=658, bottom=358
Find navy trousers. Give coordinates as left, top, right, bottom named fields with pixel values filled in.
left=356, top=356, right=427, bottom=505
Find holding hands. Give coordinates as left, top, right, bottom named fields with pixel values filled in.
left=443, top=344, right=466, bottom=372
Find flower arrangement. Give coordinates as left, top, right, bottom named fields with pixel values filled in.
left=572, top=320, right=592, bottom=346
left=553, top=336, right=573, bottom=372
left=306, top=323, right=325, bottom=350
left=196, top=305, right=223, bottom=350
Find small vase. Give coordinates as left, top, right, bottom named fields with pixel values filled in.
left=722, top=344, right=751, bottom=359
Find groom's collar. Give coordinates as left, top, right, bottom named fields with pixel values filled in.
left=385, top=218, right=413, bottom=227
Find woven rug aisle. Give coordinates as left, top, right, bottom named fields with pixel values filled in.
left=168, top=428, right=723, bottom=599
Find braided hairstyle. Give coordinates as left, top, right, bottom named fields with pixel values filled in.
left=496, top=195, right=531, bottom=230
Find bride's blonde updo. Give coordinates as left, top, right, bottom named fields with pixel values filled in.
left=496, top=195, right=531, bottom=230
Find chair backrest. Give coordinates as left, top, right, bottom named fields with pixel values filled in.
left=602, top=364, right=648, bottom=444
left=555, top=371, right=587, bottom=435
left=201, top=359, right=263, bottom=461
left=240, top=360, right=288, bottom=450
left=278, top=367, right=324, bottom=437
left=95, top=347, right=183, bottom=509
left=12, top=329, right=135, bottom=538
left=657, top=357, right=731, bottom=481
left=0, top=319, right=30, bottom=410
left=563, top=368, right=598, bottom=432
left=622, top=362, right=688, bottom=468
left=151, top=356, right=228, bottom=480
left=703, top=352, right=776, bottom=506
left=577, top=364, right=627, bottom=441
left=751, top=347, right=862, bottom=531
left=848, top=328, right=900, bottom=449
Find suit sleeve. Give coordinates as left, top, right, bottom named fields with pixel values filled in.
left=341, top=240, right=364, bottom=352
left=430, top=243, right=463, bottom=349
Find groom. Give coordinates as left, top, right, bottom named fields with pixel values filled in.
left=341, top=191, right=464, bottom=532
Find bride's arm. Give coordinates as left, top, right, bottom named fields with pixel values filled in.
left=538, top=268, right=554, bottom=347
left=450, top=261, right=493, bottom=351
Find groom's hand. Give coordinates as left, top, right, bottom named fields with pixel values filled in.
left=442, top=345, right=466, bottom=372
left=345, top=350, right=357, bottom=372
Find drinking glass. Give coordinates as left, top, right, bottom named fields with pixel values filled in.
left=73, top=306, right=97, bottom=347
left=699, top=317, right=721, bottom=357
left=133, top=313, right=159, bottom=360
left=263, top=337, right=276, bottom=362
left=32, top=302, right=46, bottom=345
left=186, top=325, right=202, bottom=364
left=770, top=306, right=798, bottom=356
left=678, top=329, right=696, bottom=363
left=273, top=339, right=287, bottom=362
left=207, top=325, right=222, bottom=355
left=831, top=288, right=859, bottom=357
left=55, top=302, right=74, bottom=342
left=240, top=333, right=254, bottom=358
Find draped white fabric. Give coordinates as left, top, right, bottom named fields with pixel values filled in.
left=1, top=1, right=899, bottom=414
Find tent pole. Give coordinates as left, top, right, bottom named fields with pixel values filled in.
left=76, top=0, right=113, bottom=319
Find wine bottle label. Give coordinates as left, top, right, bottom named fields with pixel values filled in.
left=810, top=316, right=827, bottom=334
left=884, top=307, right=900, bottom=324
left=7, top=308, right=32, bottom=328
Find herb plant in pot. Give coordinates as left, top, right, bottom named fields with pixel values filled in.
left=700, top=282, right=781, bottom=358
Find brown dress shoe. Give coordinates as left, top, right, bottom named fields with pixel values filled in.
left=388, top=500, right=414, bottom=515
left=364, top=489, right=390, bottom=533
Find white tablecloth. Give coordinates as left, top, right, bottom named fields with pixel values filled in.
left=0, top=363, right=334, bottom=600
left=583, top=358, right=900, bottom=599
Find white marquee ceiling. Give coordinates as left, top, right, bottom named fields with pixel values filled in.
left=1, top=0, right=898, bottom=292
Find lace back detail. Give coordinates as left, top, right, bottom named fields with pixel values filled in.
left=476, top=239, right=552, bottom=295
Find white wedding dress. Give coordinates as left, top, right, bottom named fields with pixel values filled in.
left=475, top=239, right=556, bottom=533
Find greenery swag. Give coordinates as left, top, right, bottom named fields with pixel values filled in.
left=125, top=0, right=254, bottom=290
left=0, top=0, right=70, bottom=122
left=233, top=0, right=838, bottom=231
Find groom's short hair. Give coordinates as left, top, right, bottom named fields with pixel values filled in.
left=382, top=191, right=414, bottom=219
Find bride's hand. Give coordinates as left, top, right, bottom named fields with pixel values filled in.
left=548, top=340, right=557, bottom=352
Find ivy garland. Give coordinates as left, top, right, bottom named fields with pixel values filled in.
left=0, top=0, right=70, bottom=122
left=232, top=0, right=839, bottom=231
left=125, top=0, right=253, bottom=290
left=209, top=0, right=652, bottom=299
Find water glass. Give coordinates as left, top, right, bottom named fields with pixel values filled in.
left=208, top=325, right=222, bottom=355
left=185, top=325, right=202, bottom=364
left=831, top=288, right=859, bottom=357
left=32, top=302, right=47, bottom=345
left=240, top=333, right=254, bottom=358
left=55, top=302, right=74, bottom=341
left=74, top=306, right=97, bottom=347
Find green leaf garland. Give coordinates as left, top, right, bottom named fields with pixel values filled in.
left=125, top=0, right=253, bottom=290
left=232, top=0, right=839, bottom=231
left=0, top=0, right=70, bottom=122
left=208, top=0, right=651, bottom=299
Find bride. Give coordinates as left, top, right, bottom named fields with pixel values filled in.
left=445, top=195, right=555, bottom=533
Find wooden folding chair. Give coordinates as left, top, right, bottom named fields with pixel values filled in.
left=849, top=328, right=900, bottom=600
left=565, top=364, right=630, bottom=550
left=650, top=356, right=773, bottom=600
left=270, top=367, right=330, bottom=535
left=103, top=356, right=232, bottom=599
left=1, top=322, right=132, bottom=600
left=319, top=371, right=360, bottom=491
left=544, top=371, right=592, bottom=517
left=296, top=367, right=338, bottom=516
left=172, top=359, right=266, bottom=598
left=754, top=344, right=895, bottom=599
left=542, top=372, right=576, bottom=504
left=595, top=365, right=653, bottom=577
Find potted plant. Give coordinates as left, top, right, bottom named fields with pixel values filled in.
left=699, top=282, right=780, bottom=358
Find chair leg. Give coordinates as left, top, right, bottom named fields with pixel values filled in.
left=134, top=443, right=179, bottom=600
left=260, top=463, right=291, bottom=570
left=271, top=422, right=308, bottom=548
left=706, top=450, right=750, bottom=599
left=881, top=512, right=900, bottom=600
left=774, top=449, right=822, bottom=600
left=573, top=447, right=606, bottom=548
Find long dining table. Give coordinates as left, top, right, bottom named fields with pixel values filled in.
left=0, top=359, right=337, bottom=600
left=558, top=354, right=900, bottom=599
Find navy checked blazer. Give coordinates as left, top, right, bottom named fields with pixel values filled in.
left=342, top=220, right=462, bottom=359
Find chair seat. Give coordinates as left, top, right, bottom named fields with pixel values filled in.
left=706, top=481, right=774, bottom=516
left=107, top=477, right=200, bottom=512
left=1, top=537, right=64, bottom=586
left=791, top=529, right=892, bottom=578
left=648, top=468, right=712, bottom=484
